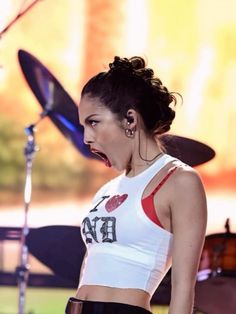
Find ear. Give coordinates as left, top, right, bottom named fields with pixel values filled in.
left=125, top=109, right=138, bottom=128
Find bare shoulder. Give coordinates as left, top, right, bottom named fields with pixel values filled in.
left=171, top=162, right=206, bottom=196
left=169, top=161, right=207, bottom=229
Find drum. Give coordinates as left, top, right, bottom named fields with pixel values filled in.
left=198, top=232, right=236, bottom=280
left=195, top=233, right=236, bottom=314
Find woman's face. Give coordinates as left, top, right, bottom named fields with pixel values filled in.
left=78, top=94, right=133, bottom=171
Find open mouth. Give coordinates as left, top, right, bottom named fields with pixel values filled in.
left=91, top=149, right=111, bottom=167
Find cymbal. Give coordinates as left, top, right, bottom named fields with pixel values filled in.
left=160, top=134, right=215, bottom=166
left=26, top=225, right=85, bottom=284
left=18, top=50, right=96, bottom=160
left=18, top=49, right=215, bottom=166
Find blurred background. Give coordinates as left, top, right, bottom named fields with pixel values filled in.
left=0, top=0, right=236, bottom=313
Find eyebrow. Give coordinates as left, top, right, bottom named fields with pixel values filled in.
left=82, top=114, right=99, bottom=125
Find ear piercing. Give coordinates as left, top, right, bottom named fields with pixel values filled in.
left=125, top=128, right=135, bottom=138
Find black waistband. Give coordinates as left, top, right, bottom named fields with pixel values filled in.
left=65, top=297, right=153, bottom=314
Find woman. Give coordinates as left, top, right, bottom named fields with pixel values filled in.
left=65, top=56, right=207, bottom=314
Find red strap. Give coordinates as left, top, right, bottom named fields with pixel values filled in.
left=142, top=166, right=178, bottom=228
left=150, top=166, right=178, bottom=196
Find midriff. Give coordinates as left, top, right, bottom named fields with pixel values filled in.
left=76, top=285, right=151, bottom=311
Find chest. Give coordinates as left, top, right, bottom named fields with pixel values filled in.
left=80, top=190, right=156, bottom=246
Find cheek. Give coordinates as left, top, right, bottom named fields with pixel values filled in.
left=99, top=125, right=125, bottom=144
left=96, top=130, right=112, bottom=143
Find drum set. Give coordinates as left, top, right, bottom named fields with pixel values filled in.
left=16, top=50, right=235, bottom=314
left=195, top=219, right=236, bottom=314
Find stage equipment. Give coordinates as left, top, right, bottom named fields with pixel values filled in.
left=26, top=225, right=85, bottom=285
left=16, top=121, right=39, bottom=314
left=17, top=48, right=60, bottom=314
left=195, top=219, right=236, bottom=314
left=18, top=49, right=215, bottom=167
left=0, top=1, right=41, bottom=37
left=18, top=49, right=96, bottom=159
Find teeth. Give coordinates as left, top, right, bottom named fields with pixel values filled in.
left=92, top=150, right=107, bottom=161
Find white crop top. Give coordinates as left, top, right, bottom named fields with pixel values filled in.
left=79, top=154, right=176, bottom=296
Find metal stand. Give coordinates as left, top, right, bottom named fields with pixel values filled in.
left=16, top=124, right=39, bottom=314
left=211, top=218, right=231, bottom=278
left=0, top=1, right=41, bottom=37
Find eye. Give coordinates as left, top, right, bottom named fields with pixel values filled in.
left=88, top=119, right=98, bottom=127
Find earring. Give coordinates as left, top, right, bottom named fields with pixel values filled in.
left=125, top=128, right=135, bottom=138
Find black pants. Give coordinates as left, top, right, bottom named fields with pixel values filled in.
left=65, top=297, right=153, bottom=314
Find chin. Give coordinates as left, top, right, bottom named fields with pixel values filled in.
left=112, top=163, right=126, bottom=172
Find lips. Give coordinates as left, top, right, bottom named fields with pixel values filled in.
left=91, top=149, right=111, bottom=167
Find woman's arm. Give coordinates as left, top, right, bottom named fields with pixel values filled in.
left=168, top=168, right=207, bottom=314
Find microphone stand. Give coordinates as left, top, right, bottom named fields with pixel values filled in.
left=16, top=123, right=39, bottom=314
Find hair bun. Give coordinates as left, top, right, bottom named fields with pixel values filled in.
left=109, top=56, right=134, bottom=75
left=129, top=56, right=145, bottom=70
left=109, top=56, right=154, bottom=83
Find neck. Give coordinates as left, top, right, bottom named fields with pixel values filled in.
left=126, top=131, right=163, bottom=177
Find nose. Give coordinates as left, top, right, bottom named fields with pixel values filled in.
left=83, top=126, right=94, bottom=145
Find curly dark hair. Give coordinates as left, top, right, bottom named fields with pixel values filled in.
left=81, top=56, right=179, bottom=136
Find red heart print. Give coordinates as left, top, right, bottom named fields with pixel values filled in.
left=105, top=194, right=128, bottom=212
